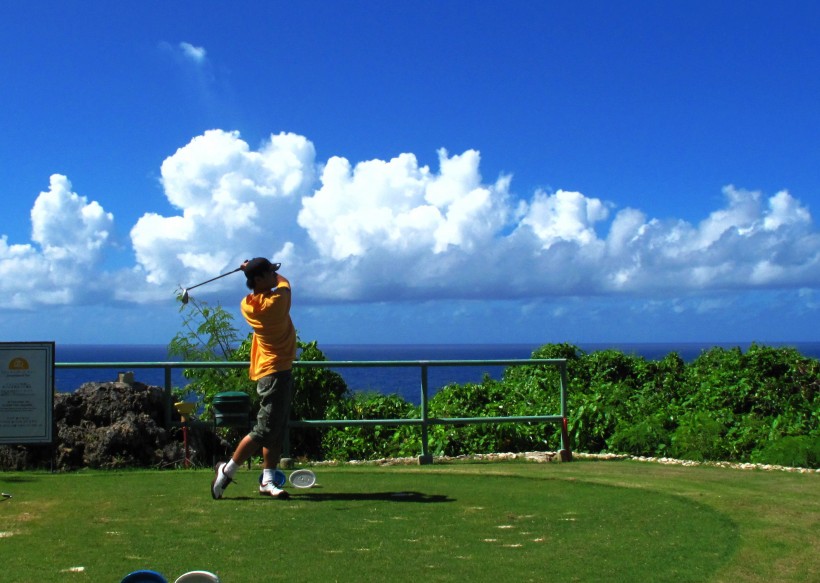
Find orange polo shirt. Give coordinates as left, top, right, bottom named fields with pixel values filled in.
left=240, top=276, right=297, bottom=380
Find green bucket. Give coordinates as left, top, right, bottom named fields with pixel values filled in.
left=212, top=391, right=251, bottom=428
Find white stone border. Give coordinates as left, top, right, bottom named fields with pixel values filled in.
left=307, top=451, right=819, bottom=474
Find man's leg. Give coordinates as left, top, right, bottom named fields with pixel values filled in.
left=257, top=371, right=293, bottom=497
left=233, top=434, right=262, bottom=465
left=256, top=370, right=293, bottom=472
left=211, top=434, right=261, bottom=500
left=262, top=446, right=281, bottom=470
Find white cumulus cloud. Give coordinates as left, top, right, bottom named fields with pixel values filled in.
left=125, top=130, right=820, bottom=304
left=129, top=130, right=316, bottom=292
left=0, top=175, right=115, bottom=308
left=518, top=189, right=609, bottom=249
left=298, top=148, right=512, bottom=259
left=31, top=174, right=114, bottom=264
left=3, top=130, right=820, bottom=313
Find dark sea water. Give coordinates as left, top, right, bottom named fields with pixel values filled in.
left=55, top=342, right=820, bottom=405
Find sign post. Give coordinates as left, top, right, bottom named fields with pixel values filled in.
left=0, top=342, right=55, bottom=445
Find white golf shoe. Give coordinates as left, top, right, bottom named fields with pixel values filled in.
left=259, top=481, right=290, bottom=499
left=211, top=462, right=234, bottom=500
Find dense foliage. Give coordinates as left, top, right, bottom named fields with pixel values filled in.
left=321, top=392, right=420, bottom=460
left=461, top=342, right=819, bottom=467
left=168, top=298, right=252, bottom=415
left=169, top=300, right=818, bottom=467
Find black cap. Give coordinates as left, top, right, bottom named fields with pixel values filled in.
left=243, top=257, right=280, bottom=283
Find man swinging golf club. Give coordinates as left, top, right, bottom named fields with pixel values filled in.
left=211, top=257, right=296, bottom=500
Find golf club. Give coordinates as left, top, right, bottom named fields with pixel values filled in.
left=180, top=266, right=244, bottom=304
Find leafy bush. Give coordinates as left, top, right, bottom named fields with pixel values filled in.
left=750, top=435, right=820, bottom=467
left=472, top=342, right=817, bottom=467
left=677, top=344, right=820, bottom=462
left=289, top=340, right=349, bottom=458
left=670, top=412, right=727, bottom=461
left=321, top=392, right=420, bottom=461
left=428, top=378, right=561, bottom=456
left=608, top=414, right=672, bottom=457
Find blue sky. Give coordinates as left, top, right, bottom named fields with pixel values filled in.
left=1, top=2, right=819, bottom=346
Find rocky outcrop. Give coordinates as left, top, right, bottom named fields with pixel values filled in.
left=0, top=381, right=228, bottom=471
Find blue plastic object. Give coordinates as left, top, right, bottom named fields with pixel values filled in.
left=258, top=469, right=287, bottom=488
left=121, top=570, right=168, bottom=583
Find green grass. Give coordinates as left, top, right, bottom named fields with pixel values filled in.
left=0, top=460, right=817, bottom=582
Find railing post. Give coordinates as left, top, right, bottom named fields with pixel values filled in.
left=164, top=365, right=172, bottom=429
left=558, top=361, right=572, bottom=461
left=418, top=363, right=433, bottom=465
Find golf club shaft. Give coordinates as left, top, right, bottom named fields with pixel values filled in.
left=185, top=266, right=243, bottom=291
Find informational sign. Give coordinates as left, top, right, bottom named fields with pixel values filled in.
left=0, top=342, right=54, bottom=444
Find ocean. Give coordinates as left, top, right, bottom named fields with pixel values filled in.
left=54, top=342, right=820, bottom=405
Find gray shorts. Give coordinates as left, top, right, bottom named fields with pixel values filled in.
left=249, top=369, right=294, bottom=450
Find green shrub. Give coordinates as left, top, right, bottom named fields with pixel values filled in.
left=321, top=392, right=420, bottom=461
left=671, top=412, right=727, bottom=462
left=428, top=378, right=561, bottom=456
left=289, top=340, right=350, bottom=458
left=608, top=414, right=672, bottom=457
left=750, top=435, right=820, bottom=467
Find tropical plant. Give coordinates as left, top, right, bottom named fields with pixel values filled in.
left=168, top=296, right=252, bottom=415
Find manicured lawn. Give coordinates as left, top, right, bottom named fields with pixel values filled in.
left=0, top=459, right=816, bottom=582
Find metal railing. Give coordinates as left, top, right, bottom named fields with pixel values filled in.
left=56, top=358, right=570, bottom=463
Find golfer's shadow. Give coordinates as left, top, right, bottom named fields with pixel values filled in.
left=295, top=490, right=454, bottom=503
left=234, top=490, right=454, bottom=503
left=2, top=476, right=37, bottom=484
